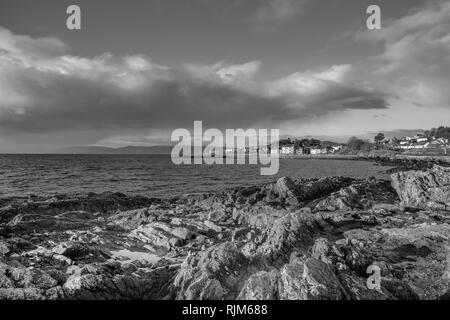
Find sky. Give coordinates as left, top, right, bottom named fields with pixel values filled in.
left=0, top=0, right=449, bottom=152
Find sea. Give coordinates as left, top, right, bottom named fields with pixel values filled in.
left=0, top=154, right=393, bottom=198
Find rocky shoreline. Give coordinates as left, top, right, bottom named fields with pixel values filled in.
left=1, top=165, right=450, bottom=300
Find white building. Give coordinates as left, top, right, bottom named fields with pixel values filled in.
left=310, top=147, right=328, bottom=155
left=281, top=145, right=295, bottom=155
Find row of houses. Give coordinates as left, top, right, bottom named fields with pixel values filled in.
left=279, top=144, right=343, bottom=155
left=396, top=135, right=448, bottom=150
left=218, top=144, right=343, bottom=155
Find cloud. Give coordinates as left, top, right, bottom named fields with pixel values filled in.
left=0, top=27, right=67, bottom=59
left=356, top=1, right=450, bottom=108
left=255, top=0, right=307, bottom=26
left=267, top=64, right=389, bottom=117
left=0, top=26, right=389, bottom=150
left=184, top=60, right=262, bottom=86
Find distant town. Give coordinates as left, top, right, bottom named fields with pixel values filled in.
left=274, top=126, right=450, bottom=156
left=216, top=126, right=450, bottom=157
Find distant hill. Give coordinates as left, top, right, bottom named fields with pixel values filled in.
left=55, top=145, right=173, bottom=155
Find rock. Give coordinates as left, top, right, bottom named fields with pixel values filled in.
left=273, top=177, right=297, bottom=199
left=107, top=208, right=152, bottom=231
left=382, top=278, right=419, bottom=300
left=2, top=166, right=450, bottom=301
left=313, top=178, right=398, bottom=212
left=56, top=211, right=94, bottom=220
left=0, top=288, right=45, bottom=300
left=129, top=224, right=174, bottom=250
left=371, top=203, right=401, bottom=215
left=296, top=177, right=354, bottom=203
left=171, top=218, right=183, bottom=225
left=0, top=240, right=10, bottom=256
left=7, top=214, right=24, bottom=226
left=68, top=230, right=100, bottom=243
left=338, top=273, right=391, bottom=300
left=8, top=267, right=58, bottom=290
left=231, top=228, right=249, bottom=241
left=237, top=270, right=279, bottom=300
left=174, top=242, right=252, bottom=300
left=279, top=258, right=344, bottom=300
left=204, top=220, right=222, bottom=233
left=311, top=238, right=344, bottom=266
left=62, top=263, right=178, bottom=299
left=52, top=242, right=94, bottom=260
left=171, top=227, right=194, bottom=240
left=208, top=210, right=230, bottom=223
left=338, top=223, right=450, bottom=299
left=391, top=165, right=450, bottom=210
left=255, top=211, right=331, bottom=263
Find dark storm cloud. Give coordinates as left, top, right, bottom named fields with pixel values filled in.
left=0, top=27, right=389, bottom=137
left=0, top=65, right=293, bottom=133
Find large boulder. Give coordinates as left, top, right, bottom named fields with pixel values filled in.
left=237, top=270, right=279, bottom=300
left=52, top=242, right=95, bottom=260
left=255, top=211, right=331, bottom=263
left=128, top=223, right=181, bottom=250
left=312, top=178, right=398, bottom=212
left=173, top=242, right=255, bottom=300
left=391, top=165, right=450, bottom=210
left=278, top=257, right=345, bottom=300
left=0, top=240, right=10, bottom=256
left=273, top=177, right=298, bottom=200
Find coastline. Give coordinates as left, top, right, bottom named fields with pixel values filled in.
left=280, top=153, right=450, bottom=174
left=1, top=164, right=450, bottom=300
left=279, top=153, right=450, bottom=162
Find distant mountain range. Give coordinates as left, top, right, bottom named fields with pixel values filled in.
left=55, top=145, right=173, bottom=154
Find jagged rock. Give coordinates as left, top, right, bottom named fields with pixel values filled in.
left=311, top=238, right=345, bottom=267
left=174, top=242, right=254, bottom=300
left=338, top=273, right=391, bottom=300
left=297, top=177, right=354, bottom=203
left=0, top=265, right=60, bottom=300
left=237, top=270, right=279, bottom=300
left=231, top=228, right=250, bottom=241
left=273, top=177, right=298, bottom=201
left=56, top=211, right=95, bottom=220
left=2, top=166, right=450, bottom=301
left=62, top=262, right=178, bottom=300
left=171, top=227, right=194, bottom=240
left=208, top=209, right=230, bottom=223
left=0, top=288, right=45, bottom=300
left=232, top=206, right=288, bottom=230
left=312, top=178, right=398, bottom=212
left=0, top=240, right=10, bottom=256
left=9, top=267, right=58, bottom=290
left=107, top=208, right=153, bottom=231
left=52, top=242, right=94, bottom=260
left=337, top=223, right=450, bottom=299
left=204, top=220, right=222, bottom=233
left=278, top=257, right=344, bottom=300
left=255, top=211, right=331, bottom=263
left=7, top=214, right=24, bottom=226
left=391, top=165, right=450, bottom=210
left=129, top=223, right=176, bottom=250
left=381, top=278, right=420, bottom=300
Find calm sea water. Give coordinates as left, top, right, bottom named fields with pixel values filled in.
left=0, top=155, right=392, bottom=198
